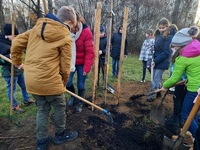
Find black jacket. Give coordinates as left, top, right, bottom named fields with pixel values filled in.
left=110, top=32, right=128, bottom=59
left=99, top=36, right=107, bottom=64
left=0, top=35, right=23, bottom=77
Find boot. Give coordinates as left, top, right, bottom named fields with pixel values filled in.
left=66, top=85, right=76, bottom=107
left=76, top=89, right=85, bottom=113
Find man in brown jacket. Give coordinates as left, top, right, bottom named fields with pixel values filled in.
left=11, top=6, right=78, bottom=150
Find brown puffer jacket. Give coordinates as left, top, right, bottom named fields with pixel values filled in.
left=11, top=18, right=72, bottom=95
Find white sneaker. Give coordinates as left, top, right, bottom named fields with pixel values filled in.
left=140, top=80, right=145, bottom=83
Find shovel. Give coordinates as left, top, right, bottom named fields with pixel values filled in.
left=149, top=80, right=187, bottom=125
left=172, top=95, right=200, bottom=149
left=149, top=89, right=168, bottom=125
left=163, top=95, right=200, bottom=150
left=66, top=90, right=114, bottom=124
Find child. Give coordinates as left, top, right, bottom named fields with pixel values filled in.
left=97, top=25, right=107, bottom=87
left=161, top=26, right=200, bottom=138
left=10, top=6, right=78, bottom=149
left=0, top=24, right=35, bottom=113
left=139, top=29, right=154, bottom=82
left=147, top=18, right=177, bottom=102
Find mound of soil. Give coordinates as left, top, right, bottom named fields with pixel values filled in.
left=0, top=81, right=175, bottom=150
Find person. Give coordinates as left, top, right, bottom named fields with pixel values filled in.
left=147, top=18, right=177, bottom=102
left=10, top=6, right=78, bottom=149
left=193, top=87, right=200, bottom=150
left=165, top=50, right=187, bottom=134
left=110, top=26, right=128, bottom=77
left=0, top=24, right=35, bottom=113
left=66, top=12, right=94, bottom=113
left=161, top=26, right=200, bottom=138
left=97, top=25, right=107, bottom=87
left=139, top=29, right=155, bottom=83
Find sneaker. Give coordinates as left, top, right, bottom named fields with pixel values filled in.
left=54, top=129, right=78, bottom=145
left=76, top=103, right=83, bottom=113
left=36, top=136, right=53, bottom=150
left=68, top=96, right=75, bottom=107
left=23, top=99, right=35, bottom=105
left=140, top=80, right=145, bottom=83
left=13, top=105, right=25, bottom=113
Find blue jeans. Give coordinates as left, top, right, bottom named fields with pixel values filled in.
left=181, top=91, right=198, bottom=137
left=151, top=69, right=165, bottom=89
left=66, top=65, right=87, bottom=90
left=4, top=73, right=30, bottom=108
left=112, top=58, right=120, bottom=76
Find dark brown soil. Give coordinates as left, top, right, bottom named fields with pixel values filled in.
left=0, top=81, right=175, bottom=150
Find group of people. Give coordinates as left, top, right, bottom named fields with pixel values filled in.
left=1, top=3, right=199, bottom=149
left=139, top=17, right=200, bottom=149
left=0, top=5, right=129, bottom=149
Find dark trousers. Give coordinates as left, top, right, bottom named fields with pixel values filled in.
left=142, top=60, right=151, bottom=81
left=98, top=58, right=105, bottom=85
left=173, top=84, right=187, bottom=116
left=194, top=127, right=200, bottom=150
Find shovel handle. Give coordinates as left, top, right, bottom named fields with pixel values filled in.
left=0, top=54, right=12, bottom=63
left=66, top=89, right=104, bottom=111
left=180, top=95, right=200, bottom=137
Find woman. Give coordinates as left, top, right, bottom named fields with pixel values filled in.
left=66, top=13, right=94, bottom=113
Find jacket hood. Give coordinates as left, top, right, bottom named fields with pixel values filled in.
left=181, top=39, right=200, bottom=58
left=35, top=13, right=70, bottom=43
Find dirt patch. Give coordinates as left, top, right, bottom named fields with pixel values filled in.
left=0, top=81, right=175, bottom=150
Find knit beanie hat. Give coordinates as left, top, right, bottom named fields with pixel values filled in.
left=171, top=26, right=199, bottom=47
left=3, top=23, right=19, bottom=35
left=100, top=25, right=105, bottom=33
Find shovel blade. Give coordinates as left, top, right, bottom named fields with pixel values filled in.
left=107, top=83, right=115, bottom=94
left=150, top=104, right=165, bottom=125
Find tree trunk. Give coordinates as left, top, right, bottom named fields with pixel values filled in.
left=171, top=0, right=181, bottom=27
left=0, top=0, right=5, bottom=33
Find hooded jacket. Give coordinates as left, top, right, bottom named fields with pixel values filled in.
left=153, top=27, right=176, bottom=70
left=0, top=35, right=23, bottom=77
left=110, top=32, right=128, bottom=59
left=11, top=13, right=72, bottom=95
left=163, top=39, right=200, bottom=92
left=75, top=23, right=94, bottom=73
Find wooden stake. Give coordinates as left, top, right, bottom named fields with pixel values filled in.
left=10, top=0, right=15, bottom=116
left=116, top=7, right=129, bottom=105
left=42, top=0, right=48, bottom=15
left=103, top=0, right=113, bottom=104
left=92, top=2, right=102, bottom=111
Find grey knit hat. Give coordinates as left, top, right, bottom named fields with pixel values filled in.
left=171, top=26, right=199, bottom=47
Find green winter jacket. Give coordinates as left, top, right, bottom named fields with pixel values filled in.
left=163, top=39, right=200, bottom=92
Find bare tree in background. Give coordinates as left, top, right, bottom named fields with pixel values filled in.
left=0, top=0, right=5, bottom=33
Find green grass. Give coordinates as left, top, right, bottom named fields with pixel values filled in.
left=0, top=55, right=169, bottom=119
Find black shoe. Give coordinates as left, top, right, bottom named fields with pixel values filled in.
left=36, top=136, right=53, bottom=150
left=147, top=96, right=155, bottom=102
left=68, top=96, right=75, bottom=107
left=54, top=130, right=78, bottom=145
left=156, top=92, right=162, bottom=98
